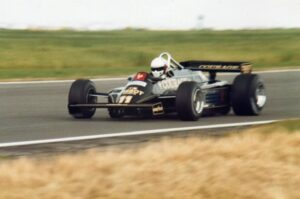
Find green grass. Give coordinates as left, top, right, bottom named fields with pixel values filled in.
left=258, top=119, right=300, bottom=134
left=1, top=29, right=300, bottom=79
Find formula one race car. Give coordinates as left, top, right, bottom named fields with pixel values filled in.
left=68, top=52, right=266, bottom=121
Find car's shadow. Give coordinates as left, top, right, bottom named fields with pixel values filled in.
left=58, top=111, right=237, bottom=123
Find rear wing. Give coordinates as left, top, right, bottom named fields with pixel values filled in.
left=180, top=60, right=252, bottom=74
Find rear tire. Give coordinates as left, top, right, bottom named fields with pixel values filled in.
left=68, top=79, right=97, bottom=118
left=176, top=82, right=204, bottom=121
left=231, top=74, right=266, bottom=115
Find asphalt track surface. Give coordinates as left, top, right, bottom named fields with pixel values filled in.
left=0, top=70, right=300, bottom=145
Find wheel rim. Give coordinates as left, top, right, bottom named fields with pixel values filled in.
left=255, top=84, right=266, bottom=108
left=193, top=89, right=204, bottom=114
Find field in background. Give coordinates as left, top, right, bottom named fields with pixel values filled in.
left=0, top=29, right=300, bottom=79
left=0, top=120, right=300, bottom=199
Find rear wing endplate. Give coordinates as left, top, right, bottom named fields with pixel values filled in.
left=180, top=60, right=252, bottom=74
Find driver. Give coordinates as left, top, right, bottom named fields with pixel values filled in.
left=150, top=56, right=169, bottom=79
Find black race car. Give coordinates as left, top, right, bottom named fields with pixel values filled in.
left=68, top=53, right=266, bottom=121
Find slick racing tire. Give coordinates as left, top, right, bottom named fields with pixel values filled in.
left=231, top=74, right=266, bottom=115
left=68, top=79, right=97, bottom=119
left=176, top=81, right=204, bottom=121
left=108, top=96, right=124, bottom=119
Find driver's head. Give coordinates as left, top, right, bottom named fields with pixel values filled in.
left=150, top=57, right=168, bottom=78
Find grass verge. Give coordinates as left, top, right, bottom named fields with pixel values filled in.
left=1, top=29, right=300, bottom=80
left=0, top=119, right=300, bottom=198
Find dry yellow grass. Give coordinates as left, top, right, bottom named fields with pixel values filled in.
left=0, top=128, right=300, bottom=199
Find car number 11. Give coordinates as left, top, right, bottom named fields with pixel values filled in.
left=119, top=95, right=133, bottom=104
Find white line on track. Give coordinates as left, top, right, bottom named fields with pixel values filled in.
left=0, top=68, right=300, bottom=85
left=0, top=120, right=277, bottom=148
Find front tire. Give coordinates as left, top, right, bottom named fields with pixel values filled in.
left=231, top=74, right=266, bottom=115
left=176, top=82, right=204, bottom=121
left=68, top=79, right=97, bottom=118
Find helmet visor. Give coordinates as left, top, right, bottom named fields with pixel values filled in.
left=151, top=66, right=165, bottom=72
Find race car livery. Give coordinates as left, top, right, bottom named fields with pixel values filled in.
left=68, top=52, right=266, bottom=121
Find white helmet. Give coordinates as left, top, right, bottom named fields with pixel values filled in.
left=150, top=57, right=168, bottom=78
